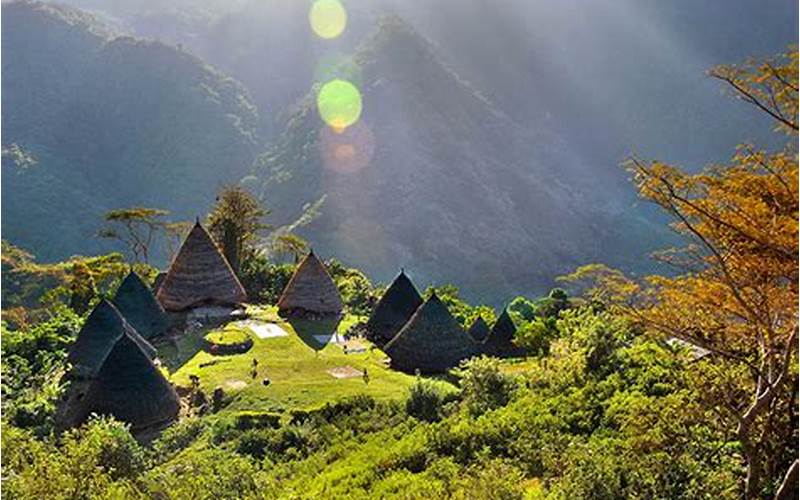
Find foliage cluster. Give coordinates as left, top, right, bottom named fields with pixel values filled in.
left=2, top=306, right=746, bottom=499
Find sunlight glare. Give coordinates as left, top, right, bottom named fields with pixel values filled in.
left=309, top=0, right=347, bottom=40
left=317, top=79, right=362, bottom=131
left=320, top=121, right=374, bottom=174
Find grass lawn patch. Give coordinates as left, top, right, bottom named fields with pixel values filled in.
left=163, top=307, right=439, bottom=416
left=203, top=327, right=253, bottom=354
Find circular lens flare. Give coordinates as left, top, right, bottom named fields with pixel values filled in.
left=320, top=121, right=374, bottom=174
left=317, top=79, right=362, bottom=131
left=309, top=0, right=347, bottom=39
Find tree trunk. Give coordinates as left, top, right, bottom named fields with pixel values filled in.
left=744, top=451, right=762, bottom=500
left=774, top=459, right=798, bottom=500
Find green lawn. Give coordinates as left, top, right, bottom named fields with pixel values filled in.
left=157, top=307, right=440, bottom=416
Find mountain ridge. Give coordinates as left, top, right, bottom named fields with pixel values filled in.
left=255, top=17, right=667, bottom=301
left=2, top=0, right=260, bottom=262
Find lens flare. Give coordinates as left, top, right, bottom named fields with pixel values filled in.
left=309, top=0, right=347, bottom=39
left=320, top=121, right=374, bottom=174
left=317, top=79, right=362, bottom=131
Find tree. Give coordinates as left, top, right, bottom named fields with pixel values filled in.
left=98, top=207, right=169, bottom=263
left=589, top=48, right=797, bottom=499
left=270, top=232, right=309, bottom=263
left=534, top=288, right=571, bottom=319
left=207, top=186, right=269, bottom=274
left=457, top=356, right=519, bottom=417
left=67, top=261, right=96, bottom=315
left=507, top=296, right=536, bottom=322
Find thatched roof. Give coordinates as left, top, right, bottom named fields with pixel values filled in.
left=277, top=250, right=343, bottom=316
left=467, top=316, right=491, bottom=343
left=156, top=222, right=247, bottom=311
left=366, top=270, right=423, bottom=346
left=383, top=292, right=478, bottom=373
left=67, top=299, right=156, bottom=379
left=71, top=328, right=180, bottom=431
left=112, top=271, right=168, bottom=339
left=484, top=308, right=520, bottom=356
left=152, top=271, right=167, bottom=294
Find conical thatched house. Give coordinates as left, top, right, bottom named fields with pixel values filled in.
left=484, top=308, right=521, bottom=356
left=366, top=270, right=423, bottom=346
left=61, top=300, right=179, bottom=431
left=71, top=331, right=180, bottom=431
left=467, top=316, right=491, bottom=343
left=67, top=300, right=156, bottom=380
left=383, top=292, right=478, bottom=373
left=112, top=271, right=168, bottom=339
left=277, top=250, right=343, bottom=317
left=156, top=221, right=247, bottom=311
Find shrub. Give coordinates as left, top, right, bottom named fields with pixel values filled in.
left=152, top=418, right=207, bottom=463
left=508, top=296, right=537, bottom=322
left=72, top=416, right=148, bottom=480
left=406, top=379, right=447, bottom=422
left=144, top=448, right=258, bottom=499
left=326, top=260, right=377, bottom=316
left=515, top=317, right=558, bottom=357
left=458, top=357, right=519, bottom=417
left=316, top=395, right=377, bottom=422
left=235, top=411, right=281, bottom=430
left=239, top=256, right=294, bottom=304
left=453, top=459, right=526, bottom=500
left=236, top=428, right=274, bottom=460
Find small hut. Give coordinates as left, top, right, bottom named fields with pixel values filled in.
left=483, top=308, right=521, bottom=356
left=112, top=271, right=169, bottom=339
left=467, top=316, right=491, bottom=343
left=67, top=299, right=156, bottom=380
left=156, top=221, right=247, bottom=312
left=61, top=300, right=179, bottom=431
left=383, top=292, right=478, bottom=373
left=366, top=270, right=423, bottom=346
left=277, top=250, right=343, bottom=318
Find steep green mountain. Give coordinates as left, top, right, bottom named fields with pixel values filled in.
left=2, top=1, right=259, bottom=262
left=53, top=0, right=380, bottom=138
left=255, top=18, right=668, bottom=301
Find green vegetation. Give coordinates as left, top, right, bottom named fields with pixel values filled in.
left=203, top=327, right=253, bottom=355
left=207, top=185, right=269, bottom=275
left=161, top=307, right=424, bottom=414
left=1, top=306, right=749, bottom=498
left=2, top=1, right=258, bottom=263
left=204, top=328, right=252, bottom=348
left=0, top=7, right=796, bottom=499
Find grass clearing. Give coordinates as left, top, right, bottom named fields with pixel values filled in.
left=159, top=307, right=445, bottom=416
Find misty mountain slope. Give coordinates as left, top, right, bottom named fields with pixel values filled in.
left=2, top=1, right=259, bottom=261
left=52, top=0, right=796, bottom=165
left=387, top=0, right=796, bottom=167
left=255, top=18, right=666, bottom=300
left=52, top=0, right=383, bottom=138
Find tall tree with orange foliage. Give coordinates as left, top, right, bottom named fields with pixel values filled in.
left=634, top=48, right=797, bottom=500
left=564, top=48, right=798, bottom=499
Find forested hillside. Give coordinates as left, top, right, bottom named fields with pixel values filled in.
left=2, top=0, right=796, bottom=302
left=2, top=1, right=259, bottom=262
left=256, top=17, right=667, bottom=301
